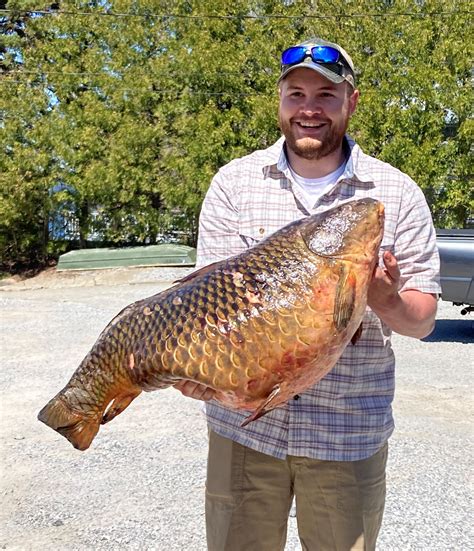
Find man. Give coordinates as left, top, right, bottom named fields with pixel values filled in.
left=176, top=37, right=440, bottom=550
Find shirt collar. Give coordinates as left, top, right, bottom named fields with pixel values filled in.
left=264, top=135, right=373, bottom=184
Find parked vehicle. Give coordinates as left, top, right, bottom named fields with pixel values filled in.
left=436, top=229, right=474, bottom=314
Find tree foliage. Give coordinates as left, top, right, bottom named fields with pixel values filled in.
left=1, top=0, right=472, bottom=271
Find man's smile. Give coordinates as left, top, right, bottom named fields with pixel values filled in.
left=293, top=119, right=329, bottom=138
left=296, top=120, right=326, bottom=128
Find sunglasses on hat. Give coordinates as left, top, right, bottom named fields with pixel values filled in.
left=281, top=45, right=343, bottom=67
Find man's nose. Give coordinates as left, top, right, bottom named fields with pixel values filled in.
left=301, top=98, right=323, bottom=115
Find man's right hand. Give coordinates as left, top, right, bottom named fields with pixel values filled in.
left=174, top=380, right=216, bottom=402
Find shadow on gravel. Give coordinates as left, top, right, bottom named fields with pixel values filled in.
left=423, top=318, right=474, bottom=344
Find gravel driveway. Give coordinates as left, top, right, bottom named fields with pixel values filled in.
left=1, top=269, right=472, bottom=550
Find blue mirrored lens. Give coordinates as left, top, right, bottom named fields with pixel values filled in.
left=281, top=46, right=307, bottom=65
left=281, top=45, right=341, bottom=66
left=311, top=46, right=340, bottom=64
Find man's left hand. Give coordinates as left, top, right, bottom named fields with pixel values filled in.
left=367, top=250, right=437, bottom=339
left=367, top=250, right=400, bottom=311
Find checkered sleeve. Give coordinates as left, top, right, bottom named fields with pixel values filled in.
left=394, top=179, right=441, bottom=294
left=196, top=169, right=242, bottom=268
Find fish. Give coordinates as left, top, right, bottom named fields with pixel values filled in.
left=38, top=198, right=384, bottom=451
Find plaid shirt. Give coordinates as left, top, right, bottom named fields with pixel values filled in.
left=197, top=136, right=441, bottom=461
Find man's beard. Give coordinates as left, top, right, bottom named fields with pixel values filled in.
left=279, top=115, right=349, bottom=161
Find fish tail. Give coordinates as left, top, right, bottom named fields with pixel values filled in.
left=37, top=394, right=100, bottom=451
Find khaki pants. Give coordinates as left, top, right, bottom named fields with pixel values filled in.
left=206, top=430, right=387, bottom=551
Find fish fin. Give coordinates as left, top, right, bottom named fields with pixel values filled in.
left=38, top=396, right=100, bottom=451
left=351, top=323, right=363, bottom=345
left=241, top=385, right=281, bottom=427
left=333, top=264, right=357, bottom=331
left=101, top=390, right=141, bottom=425
left=173, top=261, right=222, bottom=284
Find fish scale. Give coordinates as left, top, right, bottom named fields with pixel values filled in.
left=38, top=198, right=384, bottom=450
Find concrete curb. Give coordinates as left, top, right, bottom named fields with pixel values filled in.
left=0, top=266, right=195, bottom=292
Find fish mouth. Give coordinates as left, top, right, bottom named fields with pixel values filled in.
left=374, top=201, right=385, bottom=225
left=347, top=202, right=385, bottom=262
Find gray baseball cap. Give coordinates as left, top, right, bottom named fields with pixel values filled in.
left=278, top=37, right=356, bottom=88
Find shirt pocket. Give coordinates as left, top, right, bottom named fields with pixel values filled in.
left=238, top=221, right=266, bottom=249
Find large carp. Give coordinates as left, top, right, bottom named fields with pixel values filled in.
left=38, top=198, right=384, bottom=451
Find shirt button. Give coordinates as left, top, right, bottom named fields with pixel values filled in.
left=293, top=395, right=300, bottom=401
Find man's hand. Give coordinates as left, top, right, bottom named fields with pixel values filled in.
left=174, top=380, right=216, bottom=402
left=367, top=250, right=401, bottom=311
left=367, top=250, right=437, bottom=339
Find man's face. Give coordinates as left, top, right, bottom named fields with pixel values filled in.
left=278, top=68, right=359, bottom=161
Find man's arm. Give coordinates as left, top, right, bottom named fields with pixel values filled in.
left=367, top=250, right=437, bottom=339
left=195, top=170, right=242, bottom=268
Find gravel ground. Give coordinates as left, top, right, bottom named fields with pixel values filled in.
left=0, top=268, right=472, bottom=550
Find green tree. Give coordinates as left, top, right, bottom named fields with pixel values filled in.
left=348, top=0, right=473, bottom=227
left=1, top=0, right=472, bottom=272
left=0, top=1, right=56, bottom=269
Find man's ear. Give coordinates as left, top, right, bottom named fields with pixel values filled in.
left=348, top=87, right=360, bottom=116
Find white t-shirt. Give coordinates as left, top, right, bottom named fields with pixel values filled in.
left=288, top=162, right=346, bottom=207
